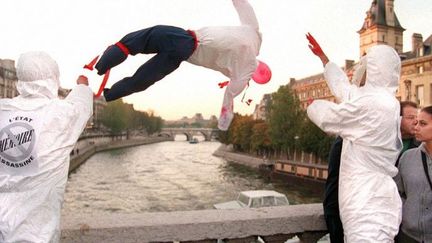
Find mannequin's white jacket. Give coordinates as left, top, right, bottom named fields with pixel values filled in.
left=307, top=45, right=403, bottom=242
left=0, top=52, right=93, bottom=242
left=187, top=0, right=261, bottom=131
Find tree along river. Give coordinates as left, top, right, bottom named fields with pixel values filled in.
left=61, top=137, right=323, bottom=217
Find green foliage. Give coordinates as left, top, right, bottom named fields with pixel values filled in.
left=100, top=99, right=163, bottom=134
left=268, top=85, right=305, bottom=152
left=100, top=99, right=131, bottom=134
left=143, top=111, right=163, bottom=135
left=214, top=84, right=334, bottom=161
left=235, top=115, right=256, bottom=152
left=250, top=121, right=271, bottom=153
left=298, top=118, right=334, bottom=160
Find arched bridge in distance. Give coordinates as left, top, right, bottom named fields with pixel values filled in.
left=160, top=128, right=220, bottom=141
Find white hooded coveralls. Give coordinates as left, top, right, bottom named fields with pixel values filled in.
left=307, top=45, right=403, bottom=242
left=0, top=52, right=93, bottom=242
left=187, top=0, right=262, bottom=131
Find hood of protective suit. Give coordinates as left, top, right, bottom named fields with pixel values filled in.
left=351, top=55, right=367, bottom=87
left=1, top=52, right=60, bottom=111
left=364, top=45, right=401, bottom=94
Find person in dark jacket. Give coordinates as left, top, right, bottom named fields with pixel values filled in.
left=323, top=136, right=344, bottom=243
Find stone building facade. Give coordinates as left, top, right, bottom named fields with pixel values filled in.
left=398, top=35, right=432, bottom=106
left=0, top=59, right=18, bottom=98
left=253, top=93, right=272, bottom=121
left=358, top=0, right=405, bottom=56
left=253, top=0, right=431, bottom=115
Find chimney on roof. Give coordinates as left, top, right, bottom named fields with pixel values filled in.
left=412, top=33, right=423, bottom=55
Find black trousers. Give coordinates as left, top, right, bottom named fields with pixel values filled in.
left=324, top=136, right=344, bottom=242
left=98, top=25, right=196, bottom=101
left=325, top=212, right=344, bottom=243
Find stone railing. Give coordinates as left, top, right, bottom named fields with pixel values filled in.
left=61, top=203, right=327, bottom=243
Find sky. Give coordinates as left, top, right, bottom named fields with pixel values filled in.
left=1, top=0, right=431, bottom=120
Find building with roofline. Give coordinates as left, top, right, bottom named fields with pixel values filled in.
left=253, top=0, right=431, bottom=118
left=0, top=59, right=18, bottom=98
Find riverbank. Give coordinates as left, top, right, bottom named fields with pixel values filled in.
left=69, top=136, right=171, bottom=173
left=212, top=144, right=268, bottom=168
left=213, top=144, right=326, bottom=194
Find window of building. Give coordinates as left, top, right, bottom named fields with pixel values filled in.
left=382, top=35, right=385, bottom=42
left=430, top=84, right=432, bottom=106
left=418, top=66, right=424, bottom=74
left=419, top=48, right=424, bottom=57
left=416, top=85, right=424, bottom=106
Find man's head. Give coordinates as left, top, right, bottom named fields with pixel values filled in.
left=400, top=101, right=418, bottom=139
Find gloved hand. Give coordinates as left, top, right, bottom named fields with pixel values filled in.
left=306, top=32, right=329, bottom=66
left=306, top=33, right=324, bottom=56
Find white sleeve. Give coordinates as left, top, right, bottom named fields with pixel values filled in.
left=307, top=99, right=368, bottom=140
left=324, top=62, right=353, bottom=102
left=218, top=76, right=249, bottom=131
left=232, top=0, right=259, bottom=30
left=218, top=92, right=234, bottom=131
left=64, top=84, right=93, bottom=142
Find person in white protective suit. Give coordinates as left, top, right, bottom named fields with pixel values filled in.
left=0, top=51, right=93, bottom=242
left=92, top=0, right=271, bottom=131
left=306, top=34, right=403, bottom=242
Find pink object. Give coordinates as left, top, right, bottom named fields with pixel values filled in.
left=252, top=60, right=271, bottom=85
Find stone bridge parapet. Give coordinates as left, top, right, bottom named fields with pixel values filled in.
left=61, top=203, right=327, bottom=243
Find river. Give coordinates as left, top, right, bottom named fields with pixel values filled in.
left=61, top=137, right=323, bottom=217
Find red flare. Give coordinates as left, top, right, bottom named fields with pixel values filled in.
left=94, top=69, right=110, bottom=98
left=218, top=81, right=230, bottom=89
left=83, top=55, right=100, bottom=71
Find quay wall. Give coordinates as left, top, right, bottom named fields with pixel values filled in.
left=213, top=145, right=326, bottom=193
left=69, top=135, right=171, bottom=173
left=212, top=144, right=267, bottom=168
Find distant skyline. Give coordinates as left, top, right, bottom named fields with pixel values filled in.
left=1, top=0, right=431, bottom=120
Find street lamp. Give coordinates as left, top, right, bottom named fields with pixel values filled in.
left=294, top=135, right=300, bottom=161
